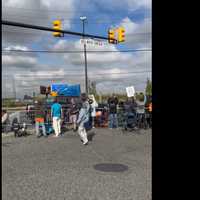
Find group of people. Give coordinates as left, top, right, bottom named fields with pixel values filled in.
left=107, top=94, right=152, bottom=130
left=34, top=93, right=93, bottom=145
left=2, top=93, right=151, bottom=143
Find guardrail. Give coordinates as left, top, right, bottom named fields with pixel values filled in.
left=2, top=108, right=151, bottom=134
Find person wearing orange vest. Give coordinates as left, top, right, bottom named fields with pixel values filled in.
left=35, top=101, right=47, bottom=138
left=149, top=102, right=152, bottom=112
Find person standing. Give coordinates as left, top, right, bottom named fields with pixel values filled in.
left=117, top=101, right=124, bottom=128
left=136, top=93, right=146, bottom=128
left=51, top=98, right=62, bottom=137
left=88, top=95, right=98, bottom=128
left=123, top=97, right=137, bottom=130
left=34, top=101, right=47, bottom=138
left=107, top=95, right=119, bottom=129
left=145, top=95, right=152, bottom=128
left=76, top=93, right=90, bottom=145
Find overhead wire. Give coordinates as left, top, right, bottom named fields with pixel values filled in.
left=2, top=49, right=152, bottom=53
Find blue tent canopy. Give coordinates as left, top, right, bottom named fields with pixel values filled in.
left=51, top=84, right=81, bottom=96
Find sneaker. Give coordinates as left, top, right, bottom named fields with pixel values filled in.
left=52, top=135, right=59, bottom=137
left=83, top=141, right=89, bottom=145
left=83, top=140, right=89, bottom=145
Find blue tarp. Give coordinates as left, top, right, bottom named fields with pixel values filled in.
left=51, top=84, right=81, bottom=96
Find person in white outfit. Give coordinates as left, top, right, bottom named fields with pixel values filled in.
left=88, top=94, right=98, bottom=128
left=77, top=93, right=90, bottom=145
left=51, top=98, right=62, bottom=137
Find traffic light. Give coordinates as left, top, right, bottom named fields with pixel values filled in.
left=118, top=27, right=125, bottom=43
left=52, top=20, right=62, bottom=37
left=108, top=29, right=116, bottom=44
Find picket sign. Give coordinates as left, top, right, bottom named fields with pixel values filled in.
left=88, top=94, right=98, bottom=107
left=126, top=86, right=135, bottom=97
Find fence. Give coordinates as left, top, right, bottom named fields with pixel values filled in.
left=2, top=105, right=152, bottom=134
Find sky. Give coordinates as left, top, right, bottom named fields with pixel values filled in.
left=2, top=0, right=152, bottom=98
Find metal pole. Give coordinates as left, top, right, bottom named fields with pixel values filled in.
left=12, top=76, right=16, bottom=100
left=2, top=20, right=112, bottom=41
left=82, top=19, right=88, bottom=94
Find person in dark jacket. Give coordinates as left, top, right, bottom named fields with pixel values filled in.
left=107, top=95, right=119, bottom=128
left=35, top=100, right=47, bottom=138
left=123, top=97, right=137, bottom=130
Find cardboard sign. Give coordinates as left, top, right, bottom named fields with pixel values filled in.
left=88, top=94, right=98, bottom=107
left=126, top=86, right=135, bottom=97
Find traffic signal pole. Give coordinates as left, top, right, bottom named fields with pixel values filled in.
left=2, top=20, right=114, bottom=41
left=81, top=18, right=88, bottom=95
left=2, top=20, right=122, bottom=95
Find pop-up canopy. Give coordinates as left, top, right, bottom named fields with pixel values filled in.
left=51, top=84, right=81, bottom=97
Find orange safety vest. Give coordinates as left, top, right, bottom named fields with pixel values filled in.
left=35, top=117, right=44, bottom=123
left=148, top=103, right=152, bottom=112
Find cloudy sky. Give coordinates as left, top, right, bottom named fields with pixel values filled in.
left=2, top=0, right=151, bottom=98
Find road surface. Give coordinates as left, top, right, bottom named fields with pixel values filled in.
left=2, top=128, right=151, bottom=200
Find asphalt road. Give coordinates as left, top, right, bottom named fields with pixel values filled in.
left=2, top=128, right=151, bottom=200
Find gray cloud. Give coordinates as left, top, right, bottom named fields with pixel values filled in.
left=2, top=0, right=74, bottom=46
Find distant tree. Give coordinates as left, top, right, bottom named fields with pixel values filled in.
left=145, top=78, right=152, bottom=96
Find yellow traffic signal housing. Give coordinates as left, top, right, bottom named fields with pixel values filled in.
left=53, top=20, right=62, bottom=37
left=108, top=29, right=116, bottom=44
left=118, top=27, right=125, bottom=43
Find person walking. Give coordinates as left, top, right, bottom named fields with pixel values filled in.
left=76, top=93, right=90, bottom=145
left=107, top=95, right=119, bottom=129
left=34, top=101, right=47, bottom=138
left=51, top=98, right=62, bottom=137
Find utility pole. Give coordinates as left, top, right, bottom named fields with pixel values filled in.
left=12, top=76, right=16, bottom=100
left=80, top=16, right=88, bottom=94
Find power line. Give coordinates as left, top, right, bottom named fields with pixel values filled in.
left=12, top=70, right=151, bottom=78
left=2, top=49, right=152, bottom=53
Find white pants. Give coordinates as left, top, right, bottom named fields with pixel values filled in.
left=53, top=117, right=61, bottom=136
left=78, top=123, right=88, bottom=144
